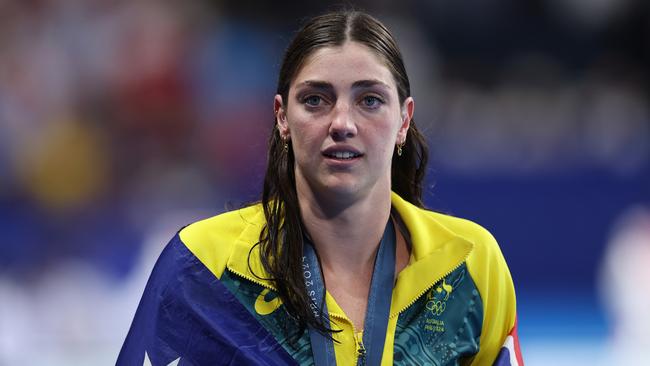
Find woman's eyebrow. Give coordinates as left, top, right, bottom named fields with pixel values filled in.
left=295, top=80, right=334, bottom=93
left=351, top=79, right=391, bottom=90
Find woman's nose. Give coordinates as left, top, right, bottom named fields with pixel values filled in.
left=329, top=102, right=357, bottom=140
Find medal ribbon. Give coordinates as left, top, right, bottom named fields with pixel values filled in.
left=303, top=218, right=396, bottom=366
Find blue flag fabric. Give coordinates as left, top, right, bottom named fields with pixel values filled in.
left=117, top=234, right=298, bottom=366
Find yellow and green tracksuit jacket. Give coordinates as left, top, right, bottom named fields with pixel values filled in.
left=119, top=192, right=519, bottom=365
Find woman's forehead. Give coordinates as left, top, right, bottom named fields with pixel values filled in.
left=291, top=41, right=396, bottom=90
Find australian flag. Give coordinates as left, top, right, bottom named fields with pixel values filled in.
left=116, top=235, right=297, bottom=366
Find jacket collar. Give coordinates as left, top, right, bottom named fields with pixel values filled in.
left=226, top=192, right=474, bottom=316
left=388, top=192, right=473, bottom=317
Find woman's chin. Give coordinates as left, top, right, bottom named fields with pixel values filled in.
left=314, top=177, right=386, bottom=203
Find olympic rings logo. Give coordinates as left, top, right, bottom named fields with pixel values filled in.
left=426, top=300, right=446, bottom=316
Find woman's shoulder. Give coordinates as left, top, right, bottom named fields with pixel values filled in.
left=425, top=210, right=499, bottom=251
left=417, top=208, right=507, bottom=275
left=175, top=203, right=266, bottom=279
left=391, top=192, right=498, bottom=251
left=180, top=203, right=265, bottom=243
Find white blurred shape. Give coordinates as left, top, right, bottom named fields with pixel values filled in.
left=600, top=205, right=650, bottom=364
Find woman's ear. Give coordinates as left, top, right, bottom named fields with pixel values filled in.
left=397, top=96, right=414, bottom=143
left=275, top=95, right=290, bottom=137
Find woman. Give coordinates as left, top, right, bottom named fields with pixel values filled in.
left=118, top=10, right=522, bottom=366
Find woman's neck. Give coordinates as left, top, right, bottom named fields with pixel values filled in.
left=297, top=186, right=392, bottom=274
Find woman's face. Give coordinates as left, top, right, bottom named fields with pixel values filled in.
left=275, top=41, right=413, bottom=203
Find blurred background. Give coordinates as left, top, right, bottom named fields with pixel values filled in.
left=0, top=0, right=648, bottom=365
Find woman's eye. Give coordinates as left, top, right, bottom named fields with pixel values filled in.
left=304, top=95, right=322, bottom=107
left=362, top=95, right=383, bottom=108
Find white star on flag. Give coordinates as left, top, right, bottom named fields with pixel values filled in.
left=143, top=351, right=180, bottom=366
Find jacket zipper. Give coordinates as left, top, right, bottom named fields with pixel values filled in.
left=326, top=312, right=367, bottom=364
left=391, top=249, right=472, bottom=318
left=227, top=267, right=277, bottom=291
left=355, top=333, right=366, bottom=365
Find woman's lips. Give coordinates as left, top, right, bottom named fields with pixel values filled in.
left=322, top=151, right=363, bottom=160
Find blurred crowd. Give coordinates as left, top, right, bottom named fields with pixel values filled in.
left=0, top=0, right=648, bottom=364
left=0, top=0, right=281, bottom=282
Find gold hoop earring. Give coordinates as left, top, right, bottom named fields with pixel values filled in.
left=282, top=137, right=289, bottom=152
left=397, top=142, right=404, bottom=156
